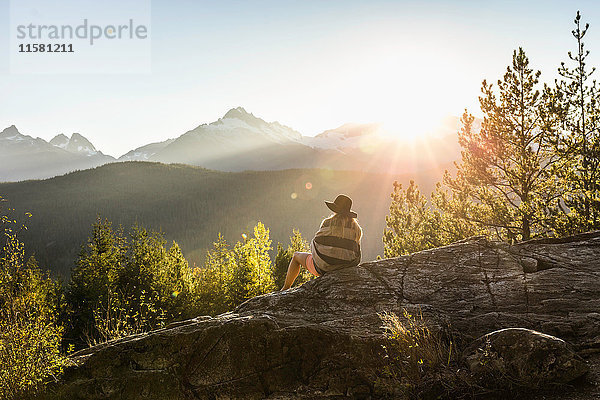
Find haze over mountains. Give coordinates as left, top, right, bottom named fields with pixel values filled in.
left=0, top=107, right=468, bottom=182
left=0, top=108, right=471, bottom=276
left=0, top=125, right=115, bottom=182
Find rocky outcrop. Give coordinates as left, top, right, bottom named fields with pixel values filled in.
left=46, top=232, right=600, bottom=399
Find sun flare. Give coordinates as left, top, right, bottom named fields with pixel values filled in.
left=343, top=40, right=462, bottom=144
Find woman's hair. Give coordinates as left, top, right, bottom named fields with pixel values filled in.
left=322, top=213, right=363, bottom=241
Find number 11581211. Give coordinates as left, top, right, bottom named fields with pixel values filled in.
left=18, top=43, right=74, bottom=53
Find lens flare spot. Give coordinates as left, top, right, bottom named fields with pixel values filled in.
left=241, top=233, right=247, bottom=240
left=305, top=182, right=312, bottom=190
left=291, top=192, right=298, bottom=199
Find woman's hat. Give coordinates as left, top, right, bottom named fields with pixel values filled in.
left=325, top=194, right=357, bottom=218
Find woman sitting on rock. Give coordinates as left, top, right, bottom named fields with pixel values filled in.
left=281, top=194, right=362, bottom=290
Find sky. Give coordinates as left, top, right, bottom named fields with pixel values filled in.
left=2, top=0, right=600, bottom=157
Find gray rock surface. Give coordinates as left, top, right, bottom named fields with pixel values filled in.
left=45, top=231, right=600, bottom=399
left=464, top=328, right=588, bottom=388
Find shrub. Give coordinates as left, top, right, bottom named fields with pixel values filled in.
left=0, top=203, right=68, bottom=399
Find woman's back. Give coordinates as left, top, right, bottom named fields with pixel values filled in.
left=280, top=194, right=361, bottom=290
left=311, top=213, right=362, bottom=273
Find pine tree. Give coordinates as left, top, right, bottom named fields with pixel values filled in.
left=156, top=242, right=193, bottom=321
left=66, top=217, right=126, bottom=345
left=117, top=225, right=167, bottom=329
left=227, top=240, right=255, bottom=308
left=553, top=11, right=600, bottom=233
left=383, top=181, right=438, bottom=256
left=68, top=219, right=195, bottom=345
left=382, top=180, right=482, bottom=257
left=194, top=233, right=233, bottom=315
left=430, top=181, right=486, bottom=244
left=446, top=49, right=560, bottom=242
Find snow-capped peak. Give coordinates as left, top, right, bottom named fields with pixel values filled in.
left=318, top=123, right=380, bottom=139
left=0, top=125, right=26, bottom=140
left=185, top=107, right=303, bottom=145
left=49, top=133, right=70, bottom=149
left=302, top=123, right=383, bottom=151
left=50, top=133, right=99, bottom=156
left=218, top=107, right=273, bottom=131
left=118, top=138, right=176, bottom=161
left=222, top=107, right=256, bottom=121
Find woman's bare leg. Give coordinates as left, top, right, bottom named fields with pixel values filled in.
left=281, top=252, right=310, bottom=290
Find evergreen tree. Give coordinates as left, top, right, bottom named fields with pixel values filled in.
left=382, top=180, right=482, bottom=257
left=66, top=218, right=126, bottom=345
left=67, top=219, right=195, bottom=346
left=115, top=225, right=168, bottom=332
left=553, top=11, right=600, bottom=233
left=430, top=182, right=485, bottom=244
left=227, top=240, right=255, bottom=308
left=226, top=222, right=275, bottom=307
left=94, top=225, right=195, bottom=343
left=247, top=222, right=275, bottom=296
left=193, top=233, right=233, bottom=315
left=383, top=181, right=438, bottom=256
left=156, top=242, right=194, bottom=321
left=446, top=49, right=560, bottom=242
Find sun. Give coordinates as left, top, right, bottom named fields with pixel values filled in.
left=339, top=42, right=461, bottom=144
left=378, top=112, right=450, bottom=143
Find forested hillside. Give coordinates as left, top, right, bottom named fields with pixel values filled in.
left=0, top=162, right=441, bottom=276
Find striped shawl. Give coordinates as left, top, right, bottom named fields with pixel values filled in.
left=311, top=215, right=362, bottom=273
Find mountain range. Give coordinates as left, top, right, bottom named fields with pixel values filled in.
left=0, top=125, right=115, bottom=181
left=0, top=107, right=467, bottom=182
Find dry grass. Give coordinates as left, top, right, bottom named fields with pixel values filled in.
left=380, top=309, right=455, bottom=382
left=378, top=309, right=486, bottom=399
